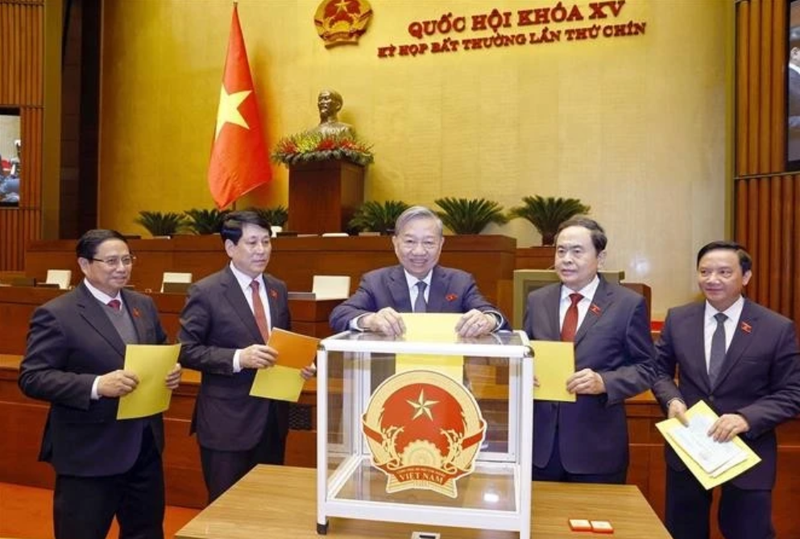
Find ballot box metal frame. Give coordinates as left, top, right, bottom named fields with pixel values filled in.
left=316, top=330, right=534, bottom=538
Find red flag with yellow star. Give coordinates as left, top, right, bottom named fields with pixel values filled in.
left=208, top=4, right=271, bottom=209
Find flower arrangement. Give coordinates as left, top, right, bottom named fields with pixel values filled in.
left=271, top=132, right=374, bottom=167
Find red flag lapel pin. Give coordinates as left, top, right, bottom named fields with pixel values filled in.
left=446, top=293, right=458, bottom=302
left=269, top=289, right=278, bottom=299
left=740, top=321, right=752, bottom=334
left=132, top=307, right=141, bottom=319
left=589, top=303, right=602, bottom=315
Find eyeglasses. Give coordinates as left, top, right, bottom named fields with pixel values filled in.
left=91, top=255, right=136, bottom=267
left=399, top=239, right=440, bottom=252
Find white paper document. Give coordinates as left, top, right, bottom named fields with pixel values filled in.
left=666, top=414, right=747, bottom=476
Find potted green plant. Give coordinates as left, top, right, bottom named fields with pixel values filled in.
left=433, top=197, right=508, bottom=235
left=508, top=195, right=590, bottom=245
left=183, top=208, right=229, bottom=235
left=348, top=200, right=410, bottom=234
left=247, top=206, right=289, bottom=228
left=135, top=211, right=189, bottom=238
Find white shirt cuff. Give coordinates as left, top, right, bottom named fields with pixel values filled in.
left=91, top=376, right=101, bottom=400
left=233, top=350, right=243, bottom=373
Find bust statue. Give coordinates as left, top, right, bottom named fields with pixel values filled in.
left=310, top=89, right=356, bottom=138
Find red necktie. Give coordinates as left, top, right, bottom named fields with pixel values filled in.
left=107, top=299, right=121, bottom=311
left=561, top=293, right=583, bottom=342
left=250, top=280, right=270, bottom=342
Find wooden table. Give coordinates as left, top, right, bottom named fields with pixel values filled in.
left=176, top=465, right=672, bottom=539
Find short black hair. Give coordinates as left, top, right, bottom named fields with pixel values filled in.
left=76, top=229, right=128, bottom=260
left=555, top=216, right=608, bottom=253
left=221, top=210, right=271, bottom=245
left=696, top=241, right=752, bottom=273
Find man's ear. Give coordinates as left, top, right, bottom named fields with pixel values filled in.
left=597, top=250, right=607, bottom=268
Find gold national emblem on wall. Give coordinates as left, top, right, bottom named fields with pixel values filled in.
left=362, top=369, right=486, bottom=498
left=314, top=0, right=373, bottom=47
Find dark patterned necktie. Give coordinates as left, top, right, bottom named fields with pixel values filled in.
left=414, top=281, right=427, bottom=313
left=708, top=312, right=727, bottom=385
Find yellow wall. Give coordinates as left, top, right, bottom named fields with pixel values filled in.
left=99, top=0, right=733, bottom=318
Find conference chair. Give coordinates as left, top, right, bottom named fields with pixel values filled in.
left=160, top=272, right=192, bottom=293
left=45, top=269, right=72, bottom=290
left=312, top=275, right=351, bottom=300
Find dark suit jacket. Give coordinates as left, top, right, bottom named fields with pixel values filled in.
left=652, top=299, right=800, bottom=490
left=329, top=264, right=507, bottom=332
left=178, top=267, right=291, bottom=452
left=18, top=283, right=167, bottom=477
left=524, top=278, right=656, bottom=474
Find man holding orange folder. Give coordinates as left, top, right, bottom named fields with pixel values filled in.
left=179, top=211, right=314, bottom=503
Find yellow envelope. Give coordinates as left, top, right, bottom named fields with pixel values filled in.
left=530, top=341, right=576, bottom=402
left=250, top=328, right=319, bottom=401
left=402, top=313, right=462, bottom=342
left=117, top=343, right=181, bottom=420
left=395, top=354, right=464, bottom=382
left=656, top=400, right=762, bottom=489
left=250, top=365, right=305, bottom=402
left=397, top=314, right=465, bottom=382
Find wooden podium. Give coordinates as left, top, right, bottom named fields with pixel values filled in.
left=288, top=160, right=365, bottom=234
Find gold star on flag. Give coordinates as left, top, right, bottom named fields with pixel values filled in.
left=408, top=390, right=438, bottom=420
left=214, top=86, right=252, bottom=139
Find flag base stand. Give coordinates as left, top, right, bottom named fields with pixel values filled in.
left=288, top=160, right=365, bottom=234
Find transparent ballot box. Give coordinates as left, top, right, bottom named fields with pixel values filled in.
left=316, top=330, right=533, bottom=538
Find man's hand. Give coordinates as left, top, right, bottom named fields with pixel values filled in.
left=165, top=363, right=182, bottom=390
left=300, top=363, right=317, bottom=380
left=566, top=368, right=606, bottom=395
left=708, top=413, right=750, bottom=443
left=240, top=344, right=278, bottom=369
left=667, top=399, right=689, bottom=427
left=455, top=310, right=496, bottom=337
left=360, top=307, right=405, bottom=337
left=97, top=370, right=139, bottom=397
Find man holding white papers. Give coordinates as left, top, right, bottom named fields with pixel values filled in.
left=329, top=205, right=507, bottom=336
left=19, top=229, right=181, bottom=539
left=524, top=217, right=655, bottom=484
left=179, top=210, right=313, bottom=503
left=653, top=241, right=800, bottom=539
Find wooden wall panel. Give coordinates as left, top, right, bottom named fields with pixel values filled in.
left=0, top=0, right=44, bottom=272
left=735, top=0, right=800, bottom=329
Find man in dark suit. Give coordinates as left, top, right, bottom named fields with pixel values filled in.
left=330, top=205, right=507, bottom=336
left=179, top=210, right=313, bottom=503
left=18, top=229, right=181, bottom=539
left=652, top=241, right=800, bottom=539
left=524, top=216, right=655, bottom=484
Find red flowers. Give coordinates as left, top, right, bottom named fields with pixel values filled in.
left=446, top=293, right=458, bottom=302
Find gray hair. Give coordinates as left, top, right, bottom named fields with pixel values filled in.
left=394, top=205, right=443, bottom=237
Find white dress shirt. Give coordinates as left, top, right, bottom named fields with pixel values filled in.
left=558, top=275, right=601, bottom=334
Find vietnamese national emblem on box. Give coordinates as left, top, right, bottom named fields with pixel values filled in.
left=361, top=369, right=487, bottom=498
